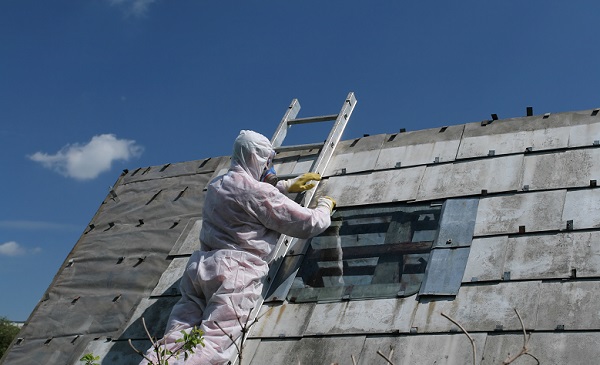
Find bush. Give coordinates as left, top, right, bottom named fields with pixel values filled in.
left=0, top=317, right=21, bottom=359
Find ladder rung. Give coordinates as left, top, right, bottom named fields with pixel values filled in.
left=287, top=114, right=338, bottom=125
left=274, top=142, right=325, bottom=153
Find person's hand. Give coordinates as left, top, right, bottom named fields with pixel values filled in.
left=318, top=196, right=336, bottom=213
left=285, top=173, right=322, bottom=193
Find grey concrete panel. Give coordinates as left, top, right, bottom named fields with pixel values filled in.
left=567, top=231, right=600, bottom=277
left=569, top=122, right=600, bottom=147
left=169, top=218, right=202, bottom=255
left=2, top=336, right=96, bottom=365
left=248, top=336, right=367, bottom=365
left=358, top=333, right=487, bottom=365
left=304, top=297, right=419, bottom=335
left=434, top=198, right=479, bottom=248
left=375, top=127, right=463, bottom=170
left=250, top=302, right=315, bottom=338
left=503, top=233, right=570, bottom=280
left=474, top=190, right=566, bottom=236
left=522, top=149, right=600, bottom=191
left=481, top=332, right=600, bottom=365
left=458, top=126, right=570, bottom=159
left=121, top=157, right=226, bottom=184
left=562, top=189, right=600, bottom=230
left=323, top=134, right=385, bottom=177
left=412, top=281, right=540, bottom=332
left=119, top=296, right=180, bottom=339
left=319, top=166, right=426, bottom=207
left=272, top=149, right=319, bottom=176
left=77, top=338, right=151, bottom=365
left=416, top=155, right=523, bottom=201
left=151, top=257, right=189, bottom=296
left=456, top=112, right=591, bottom=159
left=419, top=247, right=471, bottom=296
left=536, top=281, right=600, bottom=330
left=462, top=236, right=508, bottom=282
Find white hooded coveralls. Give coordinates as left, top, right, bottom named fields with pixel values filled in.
left=141, top=130, right=331, bottom=365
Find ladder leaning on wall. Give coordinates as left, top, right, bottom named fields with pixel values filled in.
left=230, top=92, right=357, bottom=364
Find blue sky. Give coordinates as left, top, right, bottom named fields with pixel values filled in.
left=1, top=0, right=600, bottom=321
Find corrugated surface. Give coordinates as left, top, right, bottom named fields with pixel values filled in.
left=6, top=108, right=600, bottom=365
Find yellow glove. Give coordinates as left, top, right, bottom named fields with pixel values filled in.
left=318, top=196, right=336, bottom=213
left=284, top=173, right=322, bottom=193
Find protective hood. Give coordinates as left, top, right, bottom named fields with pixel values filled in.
left=231, top=130, right=275, bottom=181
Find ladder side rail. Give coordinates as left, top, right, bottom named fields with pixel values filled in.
left=271, top=99, right=301, bottom=148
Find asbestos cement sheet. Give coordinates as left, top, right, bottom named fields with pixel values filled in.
left=522, top=149, right=600, bottom=191
left=568, top=122, right=600, bottom=147
left=121, top=156, right=226, bottom=184
left=77, top=338, right=151, bottom=365
left=151, top=257, right=189, bottom=296
left=411, top=281, right=540, bottom=333
left=358, top=333, right=487, bottom=365
left=416, top=155, right=523, bottom=201
left=320, top=166, right=426, bottom=207
left=322, top=134, right=385, bottom=177
left=457, top=115, right=572, bottom=159
left=536, top=281, right=600, bottom=331
left=249, top=302, right=316, bottom=338
left=562, top=189, right=600, bottom=230
left=2, top=336, right=96, bottom=365
left=169, top=218, right=202, bottom=255
left=567, top=231, right=600, bottom=277
left=119, top=296, right=180, bottom=339
left=304, top=296, right=418, bottom=335
left=434, top=198, right=479, bottom=248
left=474, top=190, right=566, bottom=236
left=374, top=126, right=464, bottom=169
left=462, top=236, right=508, bottom=283
left=503, top=233, right=570, bottom=280
left=247, top=336, right=367, bottom=365
left=481, top=332, right=600, bottom=365
left=419, top=247, right=471, bottom=296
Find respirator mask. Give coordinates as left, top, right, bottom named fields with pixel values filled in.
left=260, top=151, right=278, bottom=186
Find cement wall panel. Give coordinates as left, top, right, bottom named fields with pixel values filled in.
left=522, top=149, right=600, bottom=191
left=323, top=135, right=385, bottom=176
left=151, top=257, right=188, bottom=296
left=2, top=336, right=95, bottom=365
left=77, top=338, right=151, bottom=365
left=569, top=122, right=600, bottom=147
left=457, top=127, right=570, bottom=159
left=562, top=189, right=600, bottom=230
left=462, top=236, right=508, bottom=282
left=250, top=303, right=316, bottom=338
left=412, top=281, right=540, bottom=332
left=320, top=166, right=426, bottom=207
left=248, top=336, right=367, bottom=365
left=121, top=157, right=225, bottom=184
left=503, top=234, right=570, bottom=280
left=567, top=231, right=600, bottom=277
left=416, top=155, right=523, bottom=201
left=536, top=281, right=600, bottom=331
left=169, top=218, right=202, bottom=255
left=119, top=296, right=179, bottom=339
left=474, top=190, right=566, bottom=236
left=304, top=297, right=419, bottom=335
left=358, top=333, right=487, bottom=365
left=374, top=140, right=462, bottom=169
left=481, top=332, right=600, bottom=365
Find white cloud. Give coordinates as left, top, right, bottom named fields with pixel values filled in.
left=109, top=0, right=157, bottom=17
left=0, top=241, right=26, bottom=256
left=0, top=242, right=42, bottom=256
left=29, top=134, right=143, bottom=180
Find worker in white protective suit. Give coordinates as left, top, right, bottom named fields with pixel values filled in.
left=139, top=130, right=335, bottom=365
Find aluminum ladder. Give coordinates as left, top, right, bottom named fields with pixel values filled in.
left=230, top=92, right=357, bottom=364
